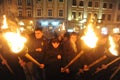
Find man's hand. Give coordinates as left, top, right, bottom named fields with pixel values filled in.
left=19, top=59, right=26, bottom=67
left=61, top=67, right=70, bottom=73
left=40, top=64, right=45, bottom=69
left=36, top=48, right=42, bottom=52
left=2, top=59, right=7, bottom=65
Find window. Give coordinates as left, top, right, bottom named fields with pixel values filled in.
left=72, top=0, right=76, bottom=6
left=59, top=0, right=63, bottom=2
left=117, top=15, right=120, bottom=21
left=36, top=0, right=41, bottom=3
left=79, top=1, right=84, bottom=6
left=102, top=14, right=106, bottom=20
left=48, top=0, right=52, bottom=2
left=107, top=14, right=111, bottom=21
left=37, top=9, right=41, bottom=16
left=109, top=3, right=113, bottom=9
left=72, top=12, right=76, bottom=19
left=59, top=10, right=63, bottom=17
left=118, top=3, right=120, bottom=10
left=27, top=10, right=32, bottom=17
left=8, top=0, right=12, bottom=4
left=18, top=10, right=22, bottom=17
left=48, top=9, right=52, bottom=16
left=79, top=12, right=82, bottom=20
left=27, top=0, right=32, bottom=6
left=95, top=2, right=99, bottom=7
left=88, top=1, right=92, bottom=7
left=103, top=3, right=107, bottom=8
left=18, top=0, right=22, bottom=6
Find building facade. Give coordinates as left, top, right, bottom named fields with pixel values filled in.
left=0, top=0, right=120, bottom=34
left=67, top=0, right=119, bottom=33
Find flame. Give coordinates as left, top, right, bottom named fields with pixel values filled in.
left=1, top=15, right=8, bottom=29
left=81, top=23, right=98, bottom=48
left=62, top=23, right=65, bottom=30
left=108, top=36, right=118, bottom=56
left=3, top=31, right=27, bottom=53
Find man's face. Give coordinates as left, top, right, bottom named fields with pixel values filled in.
left=35, top=30, right=43, bottom=39
left=70, top=35, right=77, bottom=42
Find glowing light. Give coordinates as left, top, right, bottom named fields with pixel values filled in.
left=101, top=27, right=108, bottom=35
left=108, top=36, right=118, bottom=56
left=1, top=15, right=8, bottom=29
left=51, top=21, right=59, bottom=26
left=113, top=28, right=120, bottom=34
left=61, top=23, right=65, bottom=30
left=41, top=21, right=48, bottom=26
left=3, top=31, right=27, bottom=53
left=81, top=23, right=98, bottom=48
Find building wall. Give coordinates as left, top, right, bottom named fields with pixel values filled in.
left=67, top=0, right=120, bottom=31
left=1, top=0, right=120, bottom=33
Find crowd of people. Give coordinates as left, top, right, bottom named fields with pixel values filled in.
left=0, top=27, right=120, bottom=80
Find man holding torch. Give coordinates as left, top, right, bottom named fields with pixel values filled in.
left=19, top=27, right=48, bottom=80
left=61, top=32, right=81, bottom=80
left=0, top=31, right=26, bottom=80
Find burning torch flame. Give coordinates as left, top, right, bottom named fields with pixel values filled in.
left=81, top=23, right=98, bottom=48
left=3, top=31, right=27, bottom=53
left=1, top=15, right=8, bottom=29
left=108, top=36, right=118, bottom=56
left=2, top=16, right=44, bottom=69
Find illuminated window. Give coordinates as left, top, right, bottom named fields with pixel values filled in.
left=72, top=12, right=76, bottom=19
left=101, top=27, right=108, bottom=35
left=79, top=12, right=83, bottom=20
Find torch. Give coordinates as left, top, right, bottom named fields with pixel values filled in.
left=1, top=15, right=44, bottom=74
left=0, top=54, right=14, bottom=74
left=2, top=31, right=44, bottom=68
left=61, top=14, right=98, bottom=72
left=93, top=35, right=120, bottom=74
left=76, top=54, right=107, bottom=75
left=110, top=64, right=120, bottom=80
left=94, top=57, right=120, bottom=74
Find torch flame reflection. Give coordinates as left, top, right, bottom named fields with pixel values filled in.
left=108, top=36, right=118, bottom=56
left=81, top=23, right=98, bottom=48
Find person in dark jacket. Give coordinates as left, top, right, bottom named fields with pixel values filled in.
left=19, top=27, right=48, bottom=80
left=61, top=32, right=81, bottom=80
left=44, top=37, right=62, bottom=80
